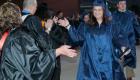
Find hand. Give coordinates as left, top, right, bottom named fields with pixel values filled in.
left=56, top=45, right=77, bottom=58
left=121, top=46, right=126, bottom=52
left=57, top=18, right=70, bottom=28
left=120, top=47, right=131, bottom=59
left=45, top=19, right=54, bottom=33
left=53, top=16, right=58, bottom=24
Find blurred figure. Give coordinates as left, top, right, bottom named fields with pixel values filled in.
left=70, top=12, right=81, bottom=28
left=45, top=9, right=70, bottom=80
left=81, top=12, right=90, bottom=23
left=56, top=10, right=64, bottom=19
left=35, top=2, right=49, bottom=29
left=0, top=1, right=77, bottom=80
left=112, top=0, right=140, bottom=80
left=35, top=2, right=48, bottom=21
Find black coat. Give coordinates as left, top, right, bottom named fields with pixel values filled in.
left=22, top=15, right=63, bottom=80
left=0, top=27, right=56, bottom=80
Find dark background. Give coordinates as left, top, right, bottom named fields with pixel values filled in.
left=0, top=0, right=140, bottom=16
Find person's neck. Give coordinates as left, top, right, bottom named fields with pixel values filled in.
left=23, top=8, right=33, bottom=15
left=97, top=18, right=103, bottom=26
left=118, top=9, right=126, bottom=12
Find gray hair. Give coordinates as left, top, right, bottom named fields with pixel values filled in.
left=23, top=0, right=37, bottom=9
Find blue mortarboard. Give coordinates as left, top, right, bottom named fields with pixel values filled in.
left=92, top=0, right=112, bottom=17
left=116, top=0, right=127, bottom=3
left=93, top=0, right=106, bottom=8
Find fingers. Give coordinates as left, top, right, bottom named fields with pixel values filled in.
left=65, top=48, right=77, bottom=58
left=66, top=50, right=77, bottom=58
left=121, top=46, right=126, bottom=52
left=59, top=45, right=78, bottom=58
left=53, top=16, right=58, bottom=23
left=63, top=45, right=71, bottom=49
left=120, top=49, right=131, bottom=60
left=57, top=17, right=69, bottom=28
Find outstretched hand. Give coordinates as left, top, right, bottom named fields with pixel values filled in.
left=57, top=18, right=70, bottom=28
left=56, top=45, right=77, bottom=58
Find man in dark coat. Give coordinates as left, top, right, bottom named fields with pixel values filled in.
left=112, top=0, right=140, bottom=80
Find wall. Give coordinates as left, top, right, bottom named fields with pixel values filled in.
left=42, top=0, right=80, bottom=17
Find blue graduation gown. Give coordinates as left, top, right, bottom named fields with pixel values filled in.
left=68, top=22, right=126, bottom=80
left=112, top=10, right=140, bottom=68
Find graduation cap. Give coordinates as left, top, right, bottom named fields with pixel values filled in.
left=92, top=0, right=112, bottom=17
left=92, top=0, right=106, bottom=8
left=116, top=0, right=127, bottom=3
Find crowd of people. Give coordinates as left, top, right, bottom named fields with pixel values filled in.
left=0, top=0, right=140, bottom=80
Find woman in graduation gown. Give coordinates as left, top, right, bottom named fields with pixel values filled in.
left=0, top=2, right=77, bottom=80
left=58, top=2, right=129, bottom=80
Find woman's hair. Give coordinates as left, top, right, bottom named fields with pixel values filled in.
left=35, top=3, right=48, bottom=20
left=0, top=2, right=21, bottom=38
left=88, top=6, right=110, bottom=26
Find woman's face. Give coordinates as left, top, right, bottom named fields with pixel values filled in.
left=92, top=6, right=104, bottom=20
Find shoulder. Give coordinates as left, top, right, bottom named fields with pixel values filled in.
left=23, top=15, right=41, bottom=22
left=7, top=27, right=34, bottom=44
left=112, top=11, right=118, bottom=15
left=126, top=10, right=135, bottom=16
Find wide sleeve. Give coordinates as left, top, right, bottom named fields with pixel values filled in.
left=1, top=35, right=56, bottom=80
left=132, top=14, right=140, bottom=38
left=23, top=16, right=44, bottom=34
left=68, top=22, right=86, bottom=42
left=111, top=22, right=129, bottom=49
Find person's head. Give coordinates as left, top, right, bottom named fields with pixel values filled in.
left=23, top=0, right=37, bottom=15
left=84, top=14, right=89, bottom=23
left=46, top=9, right=55, bottom=20
left=0, top=2, right=21, bottom=38
left=82, top=12, right=90, bottom=23
left=56, top=10, right=64, bottom=18
left=35, top=3, right=48, bottom=20
left=72, top=11, right=80, bottom=21
left=117, top=0, right=127, bottom=12
left=88, top=2, right=109, bottom=26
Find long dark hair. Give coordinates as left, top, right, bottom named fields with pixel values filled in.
left=88, top=6, right=110, bottom=27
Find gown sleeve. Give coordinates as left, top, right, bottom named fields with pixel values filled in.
left=132, top=14, right=140, bottom=38
left=68, top=22, right=86, bottom=42
left=1, top=34, right=56, bottom=80
left=111, top=22, right=129, bottom=49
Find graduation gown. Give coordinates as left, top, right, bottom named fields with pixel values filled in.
left=0, top=26, right=56, bottom=80
left=112, top=10, right=140, bottom=68
left=68, top=22, right=126, bottom=80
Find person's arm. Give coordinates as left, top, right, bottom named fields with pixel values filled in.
left=111, top=22, right=129, bottom=48
left=133, top=14, right=140, bottom=38
left=58, top=18, right=86, bottom=42
left=111, top=23, right=131, bottom=57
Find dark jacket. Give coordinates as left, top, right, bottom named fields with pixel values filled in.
left=0, top=26, right=56, bottom=80
left=112, top=10, right=140, bottom=68
left=22, top=14, right=61, bottom=80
